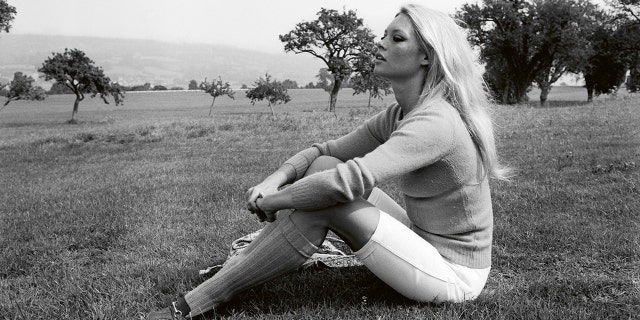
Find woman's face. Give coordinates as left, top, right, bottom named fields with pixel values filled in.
left=374, top=13, right=428, bottom=81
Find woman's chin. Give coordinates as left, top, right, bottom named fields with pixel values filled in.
left=372, top=67, right=387, bottom=79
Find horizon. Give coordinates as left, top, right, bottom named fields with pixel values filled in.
left=7, top=0, right=470, bottom=54
left=0, top=33, right=329, bottom=88
left=0, top=32, right=585, bottom=90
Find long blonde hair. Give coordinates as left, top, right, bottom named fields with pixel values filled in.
left=400, top=4, right=511, bottom=180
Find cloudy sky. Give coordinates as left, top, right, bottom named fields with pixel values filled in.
left=9, top=0, right=471, bottom=53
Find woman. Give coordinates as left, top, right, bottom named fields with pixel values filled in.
left=149, top=4, right=509, bottom=319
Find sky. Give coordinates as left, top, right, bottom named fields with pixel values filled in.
left=8, top=0, right=472, bottom=54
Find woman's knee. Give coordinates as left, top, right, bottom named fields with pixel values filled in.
left=292, top=200, right=380, bottom=250
left=306, top=156, right=343, bottom=176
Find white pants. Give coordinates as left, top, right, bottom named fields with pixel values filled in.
left=358, top=189, right=490, bottom=303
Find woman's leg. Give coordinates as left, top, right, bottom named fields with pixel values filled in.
left=366, top=187, right=411, bottom=227
left=354, top=211, right=489, bottom=303
left=180, top=156, right=381, bottom=316
left=182, top=209, right=318, bottom=316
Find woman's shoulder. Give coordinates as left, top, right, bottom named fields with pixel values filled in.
left=405, top=98, right=460, bottom=125
left=381, top=102, right=403, bottom=118
left=365, top=102, right=403, bottom=127
left=413, top=98, right=456, bottom=115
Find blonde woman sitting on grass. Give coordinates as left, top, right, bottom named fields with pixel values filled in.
left=149, top=3, right=510, bottom=319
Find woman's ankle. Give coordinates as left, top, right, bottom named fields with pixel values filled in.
left=175, top=296, right=190, bottom=316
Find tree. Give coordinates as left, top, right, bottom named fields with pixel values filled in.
left=350, top=43, right=392, bottom=108
left=0, top=0, right=17, bottom=92
left=315, top=68, right=332, bottom=92
left=48, top=82, right=74, bottom=94
left=532, top=0, right=599, bottom=106
left=458, top=0, right=536, bottom=104
left=577, top=1, right=640, bottom=99
left=280, top=8, right=375, bottom=112
left=152, top=85, right=167, bottom=91
left=245, top=73, right=291, bottom=117
left=38, top=48, right=125, bottom=123
left=200, top=76, right=235, bottom=117
left=457, top=0, right=598, bottom=105
left=628, top=53, right=640, bottom=92
left=281, top=79, right=299, bottom=89
left=0, top=72, right=46, bottom=112
left=188, top=79, right=199, bottom=90
left=609, top=0, right=640, bottom=92
left=583, top=24, right=629, bottom=100
left=610, top=0, right=640, bottom=22
left=0, top=0, right=16, bottom=34
left=130, top=83, right=151, bottom=91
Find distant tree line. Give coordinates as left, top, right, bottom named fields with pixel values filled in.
left=47, top=82, right=185, bottom=94
left=120, top=83, right=184, bottom=92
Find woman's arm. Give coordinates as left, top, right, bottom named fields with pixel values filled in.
left=245, top=106, right=396, bottom=221
left=285, top=105, right=457, bottom=211
left=245, top=165, right=294, bottom=206
left=244, top=165, right=294, bottom=222
left=282, top=107, right=393, bottom=181
left=253, top=187, right=294, bottom=222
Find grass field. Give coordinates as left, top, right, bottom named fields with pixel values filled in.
left=0, top=87, right=638, bottom=319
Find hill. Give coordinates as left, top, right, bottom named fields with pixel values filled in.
left=0, top=34, right=323, bottom=89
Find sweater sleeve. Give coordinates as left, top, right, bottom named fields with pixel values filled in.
left=321, top=106, right=397, bottom=160
left=282, top=106, right=395, bottom=181
left=287, top=103, right=457, bottom=211
left=280, top=146, right=322, bottom=182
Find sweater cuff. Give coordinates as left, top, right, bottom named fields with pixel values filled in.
left=283, top=147, right=322, bottom=181
left=278, top=163, right=297, bottom=183
left=288, top=180, right=332, bottom=211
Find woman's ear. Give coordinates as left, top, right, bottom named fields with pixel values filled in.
left=420, top=54, right=429, bottom=66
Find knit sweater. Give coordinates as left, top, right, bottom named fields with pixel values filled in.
left=282, top=99, right=493, bottom=268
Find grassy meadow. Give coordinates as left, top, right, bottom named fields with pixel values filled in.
left=0, top=87, right=638, bottom=319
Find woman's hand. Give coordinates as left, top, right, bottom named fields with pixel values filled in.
left=254, top=197, right=277, bottom=222
left=245, top=169, right=291, bottom=222
left=245, top=179, right=279, bottom=209
left=245, top=183, right=278, bottom=222
left=251, top=190, right=293, bottom=222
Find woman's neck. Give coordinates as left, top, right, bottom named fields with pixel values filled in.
left=390, top=73, right=426, bottom=115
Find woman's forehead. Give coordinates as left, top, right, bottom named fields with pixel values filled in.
left=385, top=13, right=413, bottom=33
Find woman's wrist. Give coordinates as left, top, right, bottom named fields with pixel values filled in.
left=255, top=196, right=275, bottom=212
left=278, top=164, right=297, bottom=184
left=255, top=197, right=265, bottom=211
left=264, top=169, right=290, bottom=188
left=257, top=188, right=293, bottom=212
left=255, top=198, right=265, bottom=212
left=258, top=193, right=278, bottom=211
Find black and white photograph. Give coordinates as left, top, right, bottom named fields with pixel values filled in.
left=0, top=0, right=638, bottom=319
